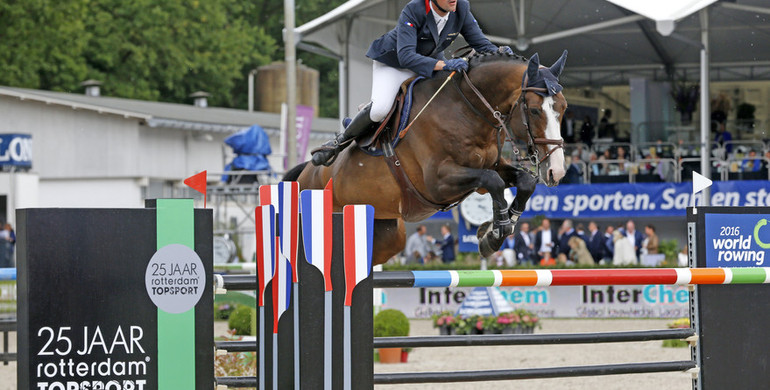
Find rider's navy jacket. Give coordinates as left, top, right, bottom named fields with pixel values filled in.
left=366, top=0, right=497, bottom=78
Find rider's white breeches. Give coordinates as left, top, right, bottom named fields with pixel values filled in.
left=369, top=61, right=418, bottom=122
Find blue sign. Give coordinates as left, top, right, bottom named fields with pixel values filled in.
left=0, top=134, right=32, bottom=168
left=514, top=181, right=770, bottom=219
left=704, top=213, right=770, bottom=268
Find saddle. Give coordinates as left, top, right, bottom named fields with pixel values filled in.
left=353, top=76, right=461, bottom=221
left=356, top=76, right=423, bottom=155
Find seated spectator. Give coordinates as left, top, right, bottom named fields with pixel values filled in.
left=714, top=125, right=733, bottom=156
left=588, top=152, right=602, bottom=177
left=742, top=150, right=762, bottom=172
left=562, top=155, right=584, bottom=184
left=609, top=147, right=631, bottom=175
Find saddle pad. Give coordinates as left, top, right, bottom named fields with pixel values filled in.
left=359, top=76, right=424, bottom=157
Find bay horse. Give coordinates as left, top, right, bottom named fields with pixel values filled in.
left=284, top=50, right=568, bottom=265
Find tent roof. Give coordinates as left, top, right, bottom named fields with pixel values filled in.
left=297, top=0, right=770, bottom=87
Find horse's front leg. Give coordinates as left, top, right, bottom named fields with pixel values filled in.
left=432, top=166, right=512, bottom=259
left=496, top=163, right=538, bottom=225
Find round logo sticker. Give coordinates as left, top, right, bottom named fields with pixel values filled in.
left=145, top=244, right=205, bottom=314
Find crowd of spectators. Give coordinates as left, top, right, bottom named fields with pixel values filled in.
left=491, top=218, right=665, bottom=267
left=557, top=109, right=770, bottom=185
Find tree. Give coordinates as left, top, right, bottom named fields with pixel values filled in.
left=83, top=0, right=276, bottom=107
left=0, top=0, right=90, bottom=91
left=0, top=0, right=341, bottom=114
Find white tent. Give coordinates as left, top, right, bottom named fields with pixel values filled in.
left=294, top=0, right=770, bottom=200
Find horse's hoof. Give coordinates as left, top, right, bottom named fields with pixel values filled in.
left=478, top=230, right=503, bottom=259
left=476, top=220, right=492, bottom=242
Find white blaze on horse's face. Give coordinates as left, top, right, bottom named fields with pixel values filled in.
left=541, top=96, right=565, bottom=185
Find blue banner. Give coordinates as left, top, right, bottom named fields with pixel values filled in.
left=514, top=181, right=770, bottom=219
left=0, top=133, right=32, bottom=168
left=704, top=213, right=770, bottom=268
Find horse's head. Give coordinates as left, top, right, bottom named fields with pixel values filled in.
left=520, top=51, right=568, bottom=186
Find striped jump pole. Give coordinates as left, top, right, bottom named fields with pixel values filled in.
left=300, top=179, right=334, bottom=390
left=276, top=182, right=300, bottom=389
left=342, top=205, right=374, bottom=390
left=254, top=205, right=275, bottom=390
left=0, top=268, right=15, bottom=281
left=373, top=268, right=770, bottom=288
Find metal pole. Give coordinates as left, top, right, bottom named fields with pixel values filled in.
left=248, top=69, right=258, bottom=112
left=699, top=9, right=710, bottom=206
left=285, top=0, right=298, bottom=168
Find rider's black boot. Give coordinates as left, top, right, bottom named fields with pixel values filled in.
left=311, top=103, right=376, bottom=166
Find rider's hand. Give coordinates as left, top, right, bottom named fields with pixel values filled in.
left=498, top=46, right=514, bottom=55
left=443, top=58, right=468, bottom=72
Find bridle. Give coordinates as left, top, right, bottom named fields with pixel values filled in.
left=452, top=61, right=564, bottom=179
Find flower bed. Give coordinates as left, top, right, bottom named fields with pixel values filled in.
left=432, top=309, right=541, bottom=335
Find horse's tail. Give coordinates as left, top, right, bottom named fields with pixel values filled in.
left=283, top=161, right=308, bottom=181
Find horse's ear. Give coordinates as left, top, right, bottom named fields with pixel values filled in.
left=549, top=50, right=568, bottom=79
left=527, top=53, right=540, bottom=81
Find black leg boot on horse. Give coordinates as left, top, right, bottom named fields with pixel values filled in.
left=311, top=103, right=378, bottom=166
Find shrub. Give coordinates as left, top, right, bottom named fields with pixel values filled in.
left=215, top=303, right=236, bottom=320
left=228, top=305, right=254, bottom=336
left=373, top=309, right=410, bottom=337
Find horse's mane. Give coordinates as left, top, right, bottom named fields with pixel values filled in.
left=467, top=51, right=528, bottom=69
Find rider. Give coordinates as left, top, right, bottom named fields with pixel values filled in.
left=311, top=0, right=514, bottom=166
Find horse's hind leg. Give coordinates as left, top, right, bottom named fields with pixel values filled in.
left=371, top=218, right=406, bottom=266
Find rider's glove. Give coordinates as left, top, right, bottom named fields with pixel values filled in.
left=498, top=46, right=514, bottom=55
left=443, top=58, right=469, bottom=72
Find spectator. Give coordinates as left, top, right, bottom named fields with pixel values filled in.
left=557, top=219, right=577, bottom=262
left=580, top=115, right=595, bottom=147
left=596, top=149, right=612, bottom=176
left=642, top=224, right=659, bottom=255
left=710, top=92, right=731, bottom=132
left=588, top=152, right=601, bottom=177
left=575, top=223, right=588, bottom=242
left=714, top=125, right=733, bottom=156
left=535, top=218, right=557, bottom=263
left=742, top=150, right=762, bottom=172
left=621, top=220, right=644, bottom=261
left=568, top=236, right=594, bottom=266
left=493, top=234, right=516, bottom=267
left=603, top=226, right=615, bottom=263
left=561, top=110, right=577, bottom=144
left=513, top=222, right=537, bottom=265
left=612, top=229, right=636, bottom=265
left=613, top=147, right=631, bottom=174
left=404, top=225, right=432, bottom=264
left=678, top=245, right=689, bottom=267
left=435, top=224, right=456, bottom=263
left=586, top=222, right=605, bottom=264
left=562, top=155, right=584, bottom=184
left=598, top=109, right=616, bottom=139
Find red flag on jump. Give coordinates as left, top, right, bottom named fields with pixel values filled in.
left=184, top=170, right=207, bottom=208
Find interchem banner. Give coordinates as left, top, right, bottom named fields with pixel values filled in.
left=380, top=284, right=689, bottom=319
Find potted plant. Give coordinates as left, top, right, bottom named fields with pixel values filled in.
left=494, top=312, right=520, bottom=334
left=451, top=315, right=473, bottom=335
left=373, top=309, right=410, bottom=363
left=517, top=309, right=541, bottom=334
left=432, top=311, right=456, bottom=335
